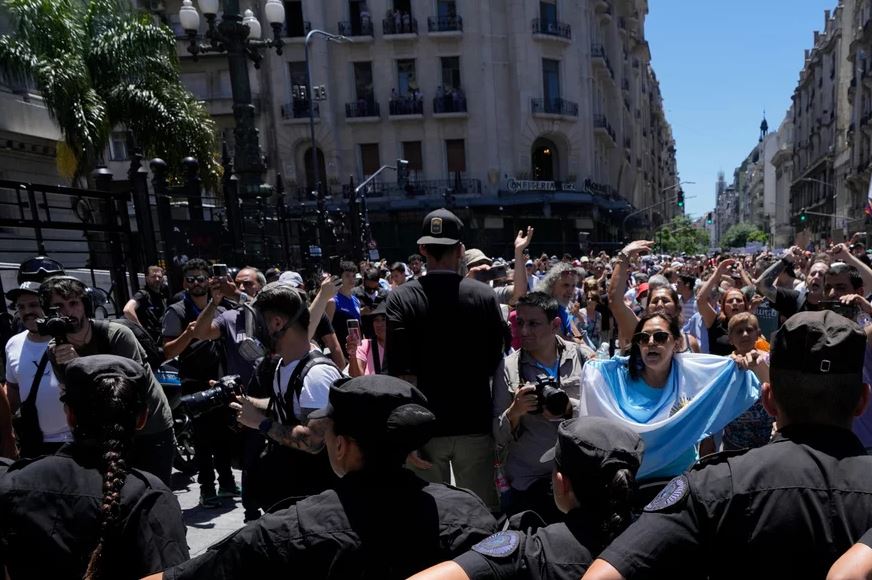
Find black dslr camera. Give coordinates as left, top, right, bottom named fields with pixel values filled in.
left=36, top=309, right=76, bottom=344
left=531, top=373, right=569, bottom=416
left=177, top=375, right=244, bottom=419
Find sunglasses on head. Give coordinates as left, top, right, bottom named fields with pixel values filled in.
left=185, top=275, right=208, bottom=283
left=632, top=330, right=672, bottom=345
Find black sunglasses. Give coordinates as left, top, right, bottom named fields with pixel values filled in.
left=632, top=330, right=672, bottom=345
left=185, top=275, right=208, bottom=283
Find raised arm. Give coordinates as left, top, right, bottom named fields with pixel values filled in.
left=833, top=243, right=872, bottom=293
left=608, top=241, right=652, bottom=347
left=308, top=274, right=338, bottom=340
left=510, top=226, right=534, bottom=305
left=698, top=259, right=734, bottom=329
left=755, top=247, right=800, bottom=302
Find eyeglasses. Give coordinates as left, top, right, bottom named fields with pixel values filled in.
left=185, top=275, right=208, bottom=284
left=632, top=331, right=672, bottom=345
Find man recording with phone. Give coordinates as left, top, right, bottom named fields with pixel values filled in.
left=493, top=291, right=588, bottom=523
left=39, top=275, right=175, bottom=484
left=162, top=258, right=237, bottom=506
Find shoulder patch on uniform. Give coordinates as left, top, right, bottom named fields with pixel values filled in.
left=471, top=531, right=522, bottom=558
left=643, top=475, right=689, bottom=512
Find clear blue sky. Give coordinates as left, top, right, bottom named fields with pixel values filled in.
left=645, top=0, right=837, bottom=219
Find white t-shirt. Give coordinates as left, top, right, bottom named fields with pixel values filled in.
left=273, top=355, right=342, bottom=420
left=5, top=331, right=73, bottom=443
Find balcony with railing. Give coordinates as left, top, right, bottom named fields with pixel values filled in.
left=345, top=99, right=380, bottom=122
left=281, top=99, right=319, bottom=121
left=427, top=15, right=462, bottom=35
left=389, top=93, right=424, bottom=118
left=338, top=18, right=374, bottom=39
left=593, top=113, right=617, bottom=146
left=347, top=178, right=482, bottom=199
left=531, top=97, right=578, bottom=118
left=433, top=90, right=468, bottom=116
left=591, top=44, right=615, bottom=80
left=531, top=18, right=572, bottom=41
left=383, top=16, right=418, bottom=38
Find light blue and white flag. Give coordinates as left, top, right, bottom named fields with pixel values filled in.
left=580, top=354, right=760, bottom=479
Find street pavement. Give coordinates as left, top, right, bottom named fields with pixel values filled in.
left=173, top=468, right=246, bottom=557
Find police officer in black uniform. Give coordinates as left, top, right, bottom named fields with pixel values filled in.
left=583, top=310, right=872, bottom=580
left=0, top=355, right=188, bottom=580
left=408, top=417, right=644, bottom=580
left=146, top=374, right=498, bottom=580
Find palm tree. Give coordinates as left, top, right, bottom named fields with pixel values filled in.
left=0, top=0, right=219, bottom=186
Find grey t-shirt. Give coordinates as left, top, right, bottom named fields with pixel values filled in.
left=72, top=321, right=174, bottom=435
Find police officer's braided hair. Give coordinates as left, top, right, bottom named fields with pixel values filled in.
left=598, top=466, right=637, bottom=545
left=76, top=375, right=144, bottom=580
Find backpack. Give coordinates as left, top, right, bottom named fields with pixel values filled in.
left=92, top=319, right=163, bottom=372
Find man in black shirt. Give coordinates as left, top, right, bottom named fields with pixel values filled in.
left=123, top=265, right=169, bottom=345
left=583, top=310, right=872, bottom=580
left=386, top=208, right=506, bottom=511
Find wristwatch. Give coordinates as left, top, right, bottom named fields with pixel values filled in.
left=617, top=250, right=630, bottom=262
left=258, top=418, right=273, bottom=435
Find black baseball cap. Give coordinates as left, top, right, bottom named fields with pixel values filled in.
left=5, top=281, right=41, bottom=303
left=60, top=355, right=149, bottom=405
left=309, top=375, right=436, bottom=453
left=770, top=310, right=865, bottom=377
left=417, top=208, right=463, bottom=245
left=540, top=417, right=644, bottom=483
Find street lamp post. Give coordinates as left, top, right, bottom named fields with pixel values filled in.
left=179, top=0, right=286, bottom=199
left=303, top=29, right=350, bottom=269
left=621, top=181, right=695, bottom=240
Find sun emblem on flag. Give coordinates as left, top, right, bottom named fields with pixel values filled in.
left=669, top=395, right=691, bottom=417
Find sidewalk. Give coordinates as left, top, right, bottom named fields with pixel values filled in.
left=173, top=468, right=246, bottom=557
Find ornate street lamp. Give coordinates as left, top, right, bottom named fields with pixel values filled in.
left=178, top=0, right=285, bottom=199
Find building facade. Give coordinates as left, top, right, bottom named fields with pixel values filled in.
left=155, top=0, right=680, bottom=259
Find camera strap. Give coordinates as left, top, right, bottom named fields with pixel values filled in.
left=516, top=339, right=564, bottom=388
left=24, top=351, right=50, bottom=407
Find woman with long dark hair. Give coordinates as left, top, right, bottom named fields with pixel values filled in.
left=407, top=417, right=645, bottom=580
left=698, top=258, right=751, bottom=356
left=578, top=312, right=759, bottom=482
left=0, top=355, right=188, bottom=580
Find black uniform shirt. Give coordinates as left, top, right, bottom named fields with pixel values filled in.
left=0, top=444, right=189, bottom=580
left=599, top=424, right=872, bottom=579
left=386, top=273, right=506, bottom=436
left=164, top=467, right=498, bottom=580
left=454, top=509, right=604, bottom=580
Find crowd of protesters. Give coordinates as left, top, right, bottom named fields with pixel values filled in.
left=3, top=212, right=872, bottom=578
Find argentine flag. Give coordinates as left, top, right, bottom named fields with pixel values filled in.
left=580, top=354, right=760, bottom=479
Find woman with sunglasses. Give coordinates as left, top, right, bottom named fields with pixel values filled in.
left=698, top=258, right=751, bottom=356
left=578, top=312, right=760, bottom=484
left=608, top=241, right=699, bottom=354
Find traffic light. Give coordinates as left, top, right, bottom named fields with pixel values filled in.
left=800, top=208, right=808, bottom=223
left=396, top=159, right=410, bottom=190
left=706, top=213, right=713, bottom=225
left=676, top=190, right=685, bottom=208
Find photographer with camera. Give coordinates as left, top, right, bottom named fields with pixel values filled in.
left=230, top=281, right=344, bottom=520
left=161, top=258, right=237, bottom=507
left=122, top=265, right=169, bottom=346
left=39, top=276, right=175, bottom=485
left=493, top=291, right=588, bottom=523
left=4, top=281, right=72, bottom=457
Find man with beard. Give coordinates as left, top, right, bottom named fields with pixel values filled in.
left=40, top=276, right=175, bottom=484
left=4, top=281, right=72, bottom=456
left=123, top=265, right=169, bottom=345
left=162, top=258, right=237, bottom=506
left=756, top=246, right=828, bottom=321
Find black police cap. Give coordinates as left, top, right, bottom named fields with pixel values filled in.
left=61, top=355, right=149, bottom=404
left=310, top=375, right=436, bottom=452
left=540, top=417, right=644, bottom=482
left=770, top=310, right=865, bottom=377
left=417, top=208, right=463, bottom=246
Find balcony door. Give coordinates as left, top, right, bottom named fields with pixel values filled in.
left=397, top=59, right=417, bottom=97
left=542, top=58, right=560, bottom=104
left=354, top=62, right=374, bottom=102
left=540, top=0, right=557, bottom=23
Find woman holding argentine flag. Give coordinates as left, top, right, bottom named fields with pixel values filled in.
left=578, top=311, right=760, bottom=494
